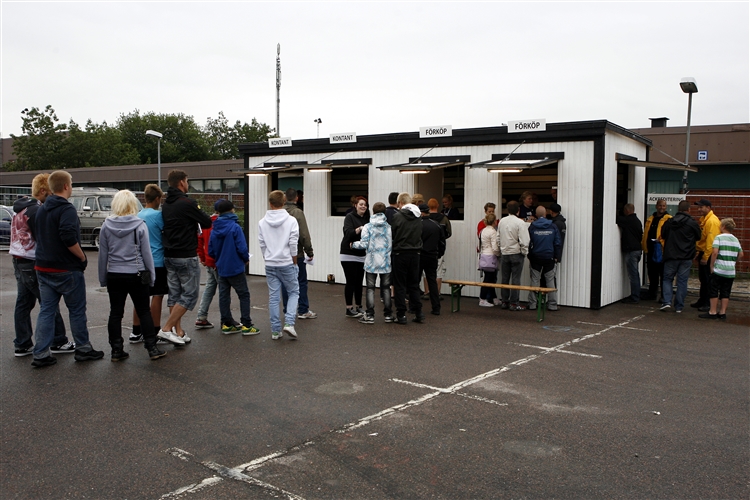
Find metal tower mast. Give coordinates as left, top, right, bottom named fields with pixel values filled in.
left=276, top=44, right=281, bottom=136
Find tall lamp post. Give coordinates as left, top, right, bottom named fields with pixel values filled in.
left=314, top=118, right=322, bottom=138
left=679, top=77, right=698, bottom=194
left=145, top=130, right=163, bottom=187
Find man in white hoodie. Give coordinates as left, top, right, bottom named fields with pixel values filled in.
left=258, top=190, right=300, bottom=340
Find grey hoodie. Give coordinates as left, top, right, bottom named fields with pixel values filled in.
left=98, top=215, right=155, bottom=287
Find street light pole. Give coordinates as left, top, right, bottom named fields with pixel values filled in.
left=146, top=130, right=163, bottom=187
left=679, top=77, right=698, bottom=194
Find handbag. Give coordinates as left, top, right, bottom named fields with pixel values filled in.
left=478, top=253, right=498, bottom=271
left=652, top=240, right=663, bottom=263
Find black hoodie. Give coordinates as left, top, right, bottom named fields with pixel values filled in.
left=162, top=187, right=213, bottom=258
left=661, top=211, right=701, bottom=261
left=34, top=194, right=86, bottom=272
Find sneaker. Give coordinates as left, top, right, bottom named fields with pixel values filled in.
left=478, top=299, right=494, bottom=307
left=356, top=306, right=366, bottom=316
left=697, top=305, right=710, bottom=312
left=297, top=310, right=318, bottom=319
left=74, top=349, right=104, bottom=362
left=493, top=298, right=502, bottom=306
left=660, top=304, right=672, bottom=312
left=50, top=341, right=76, bottom=354
left=128, top=333, right=144, bottom=344
left=431, top=310, right=440, bottom=315
left=500, top=302, right=510, bottom=310
left=111, top=350, right=129, bottom=362
left=413, top=314, right=426, bottom=323
left=698, top=313, right=718, bottom=319
left=14, top=347, right=33, bottom=357
left=178, top=333, right=191, bottom=344
left=283, top=324, right=297, bottom=339
left=421, top=293, right=430, bottom=300
left=147, top=346, right=166, bottom=360
left=676, top=309, right=683, bottom=314
left=271, top=331, right=282, bottom=340
left=384, top=315, right=396, bottom=323
left=157, top=327, right=185, bottom=345
left=547, top=306, right=559, bottom=311
left=156, top=338, right=170, bottom=345
left=345, top=308, right=364, bottom=318
left=509, top=303, right=524, bottom=311
left=31, top=356, right=57, bottom=368
left=222, top=323, right=242, bottom=334
left=396, top=316, right=408, bottom=325
left=359, top=314, right=375, bottom=324
left=241, top=325, right=261, bottom=336
left=195, top=319, right=214, bottom=329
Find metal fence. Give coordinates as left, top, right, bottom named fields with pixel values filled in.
left=0, top=185, right=31, bottom=206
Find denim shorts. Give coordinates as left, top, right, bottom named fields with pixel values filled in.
left=165, top=257, right=201, bottom=310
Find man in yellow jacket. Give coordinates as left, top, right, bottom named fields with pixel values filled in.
left=641, top=199, right=671, bottom=301
left=692, top=199, right=721, bottom=311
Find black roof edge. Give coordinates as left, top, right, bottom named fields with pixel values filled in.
left=239, top=121, right=652, bottom=157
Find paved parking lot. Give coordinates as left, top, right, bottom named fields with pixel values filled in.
left=1, top=250, right=748, bottom=499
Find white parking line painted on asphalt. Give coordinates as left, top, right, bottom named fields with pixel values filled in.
left=512, top=342, right=603, bottom=358
left=160, top=312, right=649, bottom=499
left=577, top=321, right=653, bottom=332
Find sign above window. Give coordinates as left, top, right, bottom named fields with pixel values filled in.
left=330, top=133, right=357, bottom=144
left=507, top=119, right=546, bottom=133
left=419, top=125, right=452, bottom=138
left=269, top=137, right=292, bottom=148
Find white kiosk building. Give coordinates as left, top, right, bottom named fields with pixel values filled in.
left=239, top=120, right=652, bottom=309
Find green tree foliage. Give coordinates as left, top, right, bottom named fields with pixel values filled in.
left=3, top=106, right=273, bottom=171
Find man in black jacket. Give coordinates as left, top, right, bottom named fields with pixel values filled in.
left=660, top=200, right=701, bottom=312
left=31, top=171, right=104, bottom=367
left=391, top=193, right=423, bottom=324
left=420, top=203, right=446, bottom=316
left=160, top=170, right=213, bottom=344
left=616, top=203, right=643, bottom=303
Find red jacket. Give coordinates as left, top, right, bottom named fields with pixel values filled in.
left=197, top=213, right=219, bottom=268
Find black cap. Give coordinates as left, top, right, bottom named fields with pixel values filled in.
left=418, top=203, right=429, bottom=213
left=549, top=203, right=562, bottom=213
left=215, top=199, right=234, bottom=213
left=693, top=198, right=712, bottom=207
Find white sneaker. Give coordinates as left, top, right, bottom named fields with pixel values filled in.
left=157, top=327, right=185, bottom=345
left=297, top=310, right=317, bottom=319
left=282, top=324, right=297, bottom=340
left=178, top=332, right=191, bottom=344
left=478, top=299, right=494, bottom=308
left=492, top=298, right=502, bottom=306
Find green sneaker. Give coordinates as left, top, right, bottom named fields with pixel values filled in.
left=222, top=324, right=241, bottom=334
left=271, top=331, right=282, bottom=340
left=241, top=325, right=260, bottom=336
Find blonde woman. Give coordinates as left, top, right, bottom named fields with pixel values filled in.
left=98, top=190, right=165, bottom=361
left=478, top=213, right=500, bottom=307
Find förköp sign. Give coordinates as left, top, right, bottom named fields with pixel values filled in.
left=508, top=119, right=546, bottom=133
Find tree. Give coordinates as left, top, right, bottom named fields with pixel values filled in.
left=117, top=110, right=210, bottom=164
left=60, top=120, right=140, bottom=168
left=7, top=106, right=68, bottom=171
left=204, top=112, right=274, bottom=159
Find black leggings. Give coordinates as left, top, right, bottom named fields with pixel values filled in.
left=341, top=260, right=365, bottom=307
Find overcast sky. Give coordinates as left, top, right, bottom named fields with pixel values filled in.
left=2, top=1, right=748, bottom=141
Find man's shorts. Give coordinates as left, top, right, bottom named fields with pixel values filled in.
left=436, top=256, right=447, bottom=280
left=149, top=267, right=169, bottom=297
left=165, top=257, right=201, bottom=310
left=709, top=274, right=734, bottom=300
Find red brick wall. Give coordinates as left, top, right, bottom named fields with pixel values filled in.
left=686, top=192, right=749, bottom=273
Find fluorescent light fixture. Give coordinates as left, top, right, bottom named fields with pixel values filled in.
left=488, top=168, right=523, bottom=173
left=680, top=77, right=698, bottom=94
left=400, top=169, right=430, bottom=174
left=145, top=130, right=163, bottom=139
left=308, top=167, right=333, bottom=172
left=246, top=171, right=268, bottom=176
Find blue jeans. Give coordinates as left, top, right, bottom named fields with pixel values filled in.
left=196, top=266, right=218, bottom=319
left=500, top=253, right=524, bottom=304
left=34, top=271, right=92, bottom=359
left=282, top=260, right=309, bottom=315
left=218, top=272, right=252, bottom=327
left=662, top=259, right=692, bottom=311
left=625, top=250, right=642, bottom=302
left=365, top=272, right=392, bottom=317
left=13, top=258, right=68, bottom=349
left=165, top=257, right=201, bottom=310
left=266, top=265, right=299, bottom=333
left=528, top=258, right=558, bottom=309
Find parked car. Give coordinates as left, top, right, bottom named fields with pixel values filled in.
left=68, top=187, right=143, bottom=248
left=0, top=205, right=12, bottom=246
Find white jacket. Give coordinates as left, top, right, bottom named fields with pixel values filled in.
left=258, top=209, right=299, bottom=267
left=498, top=214, right=530, bottom=256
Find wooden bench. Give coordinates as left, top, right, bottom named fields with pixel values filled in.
left=442, top=280, right=557, bottom=322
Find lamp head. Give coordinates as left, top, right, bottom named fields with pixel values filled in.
left=680, top=77, right=698, bottom=94
left=145, top=130, right=163, bottom=139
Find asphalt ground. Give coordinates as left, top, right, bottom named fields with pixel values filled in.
left=1, top=249, right=748, bottom=499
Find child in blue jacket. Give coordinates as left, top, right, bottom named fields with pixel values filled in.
left=208, top=200, right=259, bottom=335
